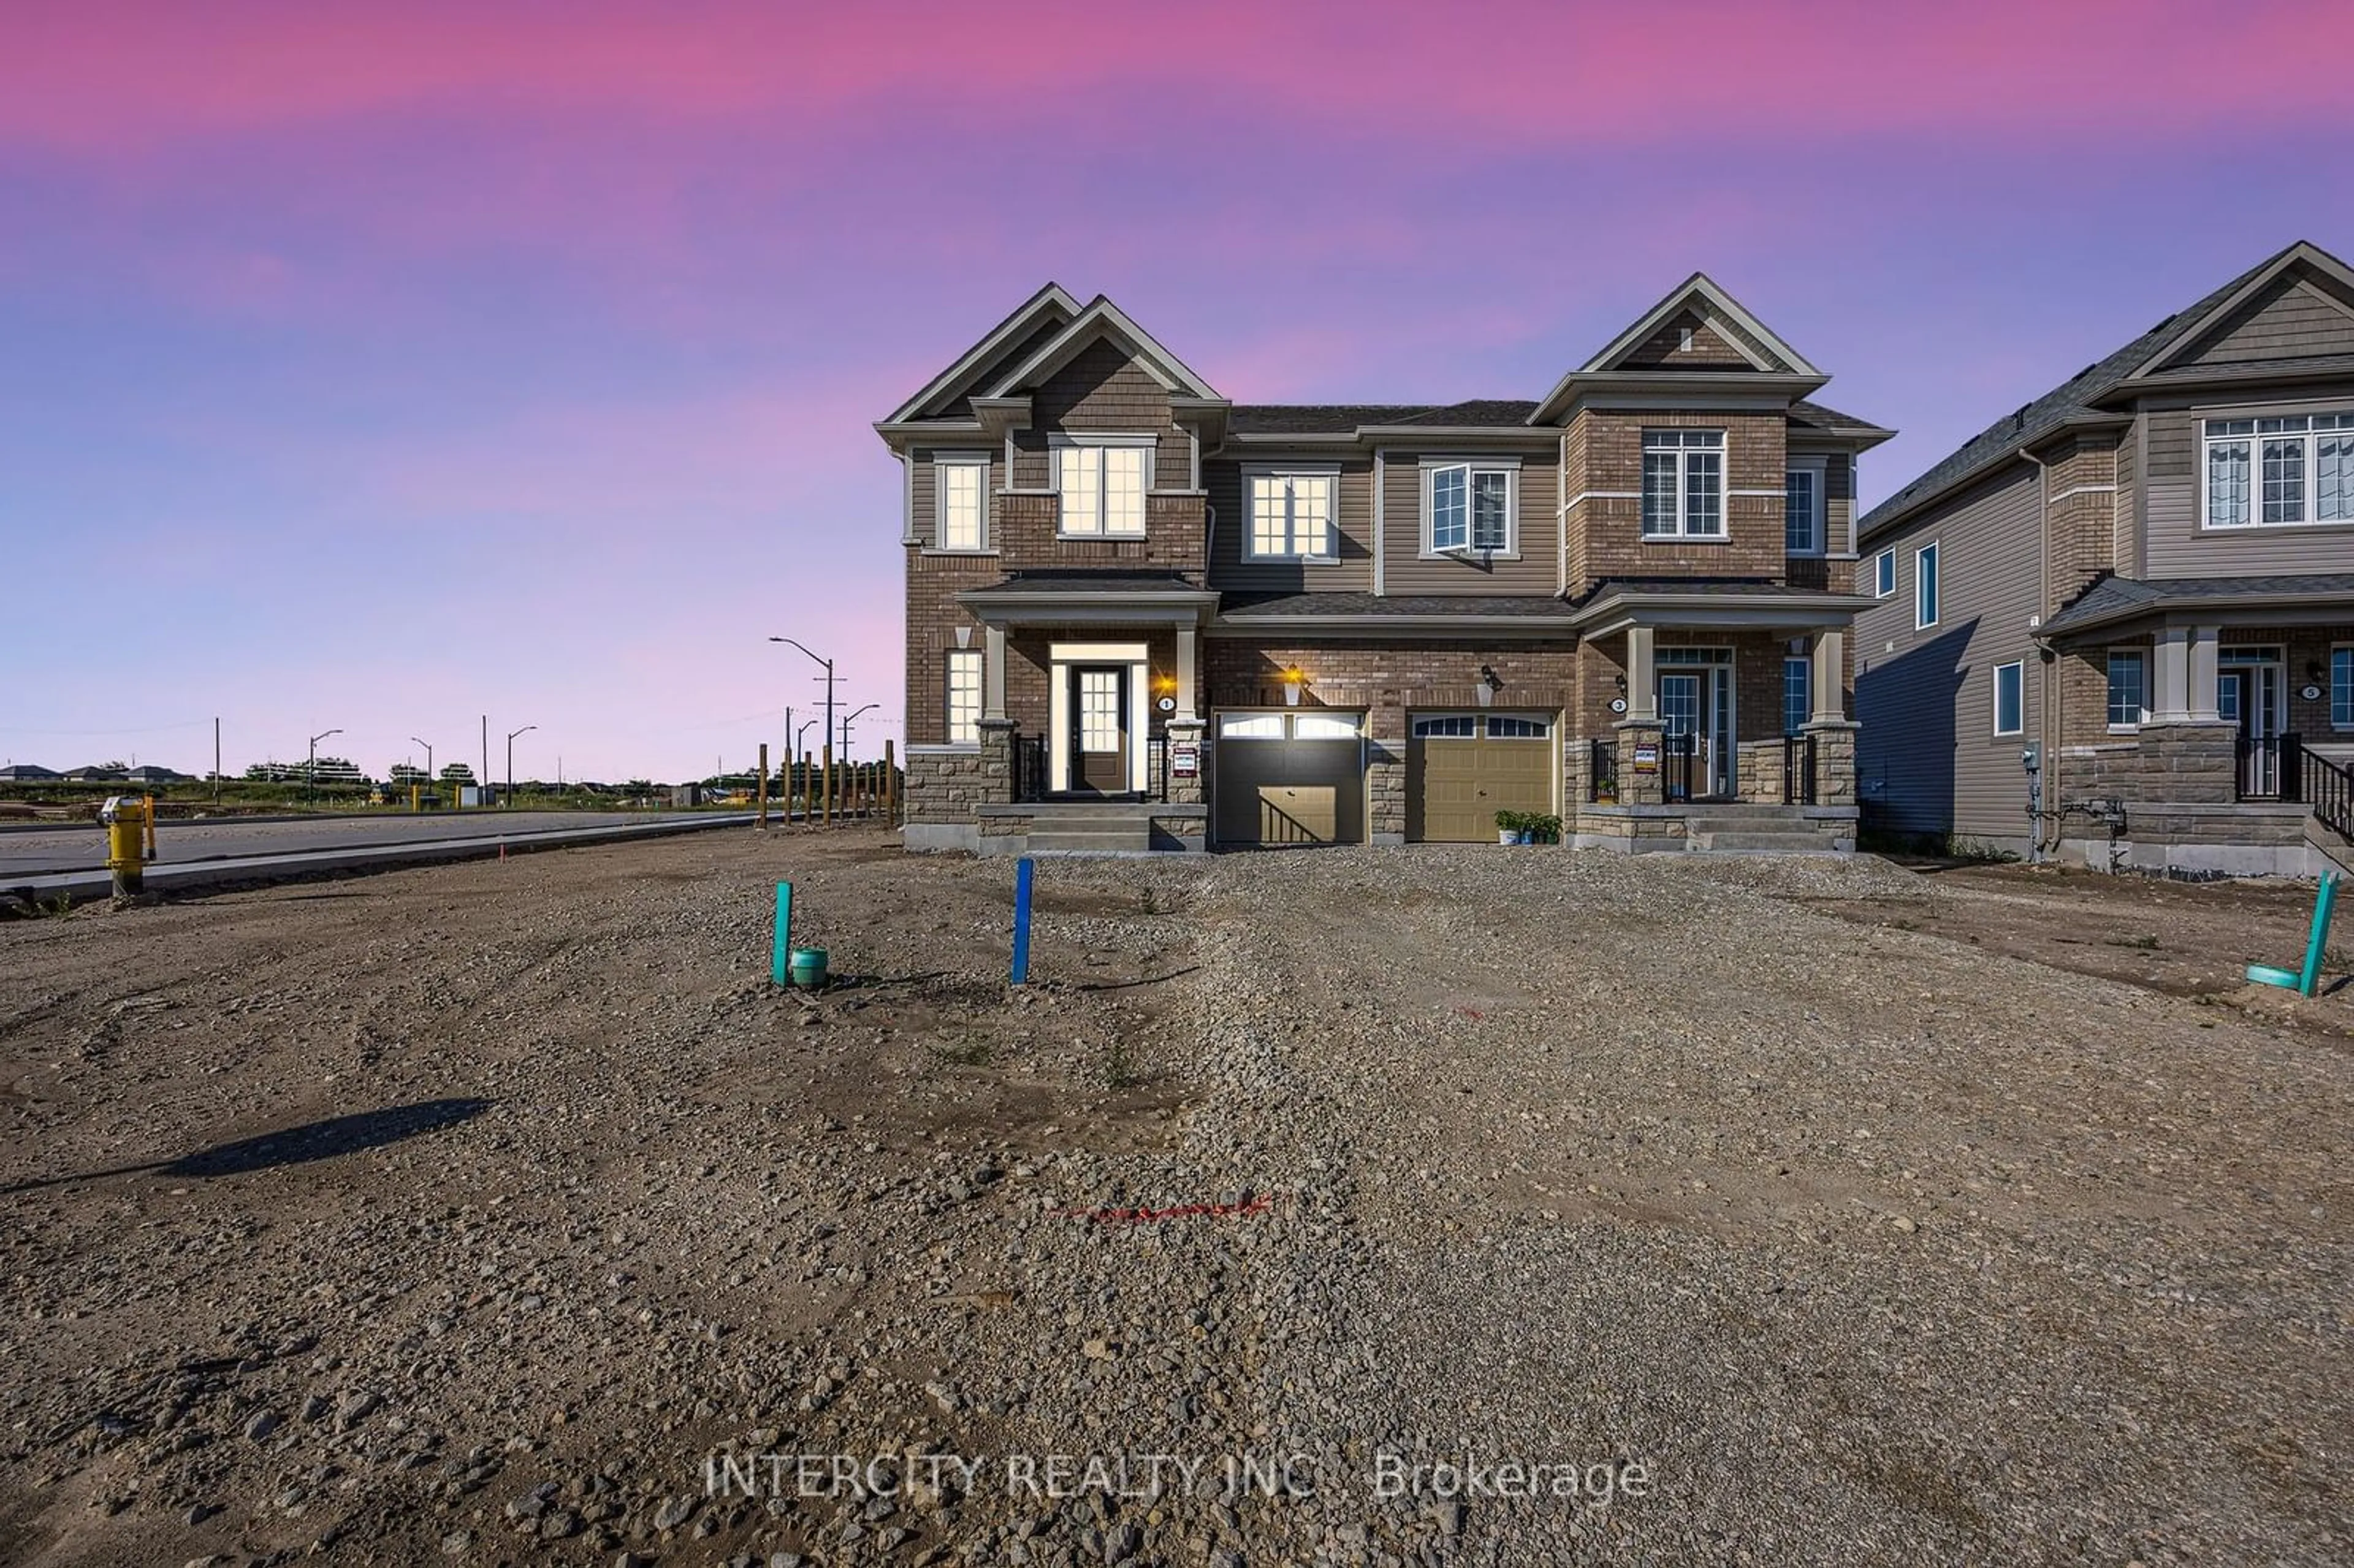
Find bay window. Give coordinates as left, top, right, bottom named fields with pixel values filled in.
left=2106, top=649, right=2146, bottom=731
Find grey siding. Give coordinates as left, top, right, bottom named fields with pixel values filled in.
left=1854, top=464, right=2043, bottom=842
left=1204, top=455, right=1375, bottom=593
left=2113, top=421, right=2141, bottom=577
left=1377, top=447, right=1561, bottom=596
left=2141, top=387, right=2354, bottom=579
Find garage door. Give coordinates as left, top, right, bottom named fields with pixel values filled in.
left=1407, top=712, right=1556, bottom=842
left=1213, top=711, right=1365, bottom=847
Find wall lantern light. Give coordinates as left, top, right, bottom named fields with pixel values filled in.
left=1282, top=666, right=1305, bottom=707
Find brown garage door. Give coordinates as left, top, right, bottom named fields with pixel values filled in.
left=1213, top=711, right=1365, bottom=847
left=1407, top=712, right=1556, bottom=842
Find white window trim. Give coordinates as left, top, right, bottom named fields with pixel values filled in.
left=1914, top=541, right=1940, bottom=631
left=1640, top=429, right=1728, bottom=541
left=931, top=452, right=992, bottom=554
left=2332, top=643, right=2354, bottom=731
left=1872, top=549, right=1895, bottom=598
left=2200, top=413, right=2354, bottom=531
left=1992, top=660, right=2024, bottom=737
left=1048, top=433, right=1157, bottom=539
left=1419, top=457, right=1522, bottom=559
left=2106, top=649, right=2148, bottom=734
left=1241, top=463, right=1343, bottom=563
left=944, top=648, right=983, bottom=747
left=1785, top=455, right=1827, bottom=558
left=1781, top=655, right=1811, bottom=737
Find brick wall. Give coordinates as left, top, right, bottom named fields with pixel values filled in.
left=986, top=492, right=1206, bottom=576
left=1567, top=409, right=1789, bottom=595
left=1010, top=338, right=1193, bottom=493
left=1204, top=640, right=1582, bottom=734
left=904, top=551, right=1006, bottom=744
left=2044, top=435, right=2122, bottom=603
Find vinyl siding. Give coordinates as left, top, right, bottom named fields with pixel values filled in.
left=1853, top=463, right=2043, bottom=841
left=1378, top=447, right=1561, bottom=596
left=1203, top=455, right=1376, bottom=593
left=2140, top=386, right=2354, bottom=579
left=2171, top=281, right=2354, bottom=367
left=908, top=447, right=1007, bottom=549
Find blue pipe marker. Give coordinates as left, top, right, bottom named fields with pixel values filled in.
left=772, top=881, right=793, bottom=987
left=1011, top=857, right=1034, bottom=986
left=2247, top=870, right=2337, bottom=998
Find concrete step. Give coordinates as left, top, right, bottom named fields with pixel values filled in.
left=2307, top=817, right=2353, bottom=877
left=1689, top=829, right=1845, bottom=853
left=1674, top=802, right=1815, bottom=818
left=1684, top=815, right=1815, bottom=835
left=1025, top=831, right=1151, bottom=853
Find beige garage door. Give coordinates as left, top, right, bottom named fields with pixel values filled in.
left=1213, top=711, right=1365, bottom=847
left=1407, top=712, right=1556, bottom=842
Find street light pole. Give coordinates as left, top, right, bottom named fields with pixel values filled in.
left=769, top=637, right=837, bottom=825
left=308, top=728, right=341, bottom=807
left=410, top=737, right=433, bottom=787
left=839, top=703, right=878, bottom=820
left=506, top=725, right=536, bottom=806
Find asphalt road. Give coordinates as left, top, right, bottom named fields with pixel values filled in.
left=0, top=810, right=759, bottom=878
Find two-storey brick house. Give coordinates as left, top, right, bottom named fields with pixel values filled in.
left=1855, top=240, right=2354, bottom=876
left=883, top=276, right=1891, bottom=853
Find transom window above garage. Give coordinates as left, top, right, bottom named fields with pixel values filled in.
left=1219, top=711, right=1362, bottom=740
left=1246, top=468, right=1338, bottom=561
left=1411, top=714, right=1552, bottom=739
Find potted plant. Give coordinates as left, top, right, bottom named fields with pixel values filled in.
left=1525, top=812, right=1563, bottom=845
left=1495, top=809, right=1527, bottom=845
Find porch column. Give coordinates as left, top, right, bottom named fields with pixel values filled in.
left=983, top=622, right=1008, bottom=722
left=1810, top=628, right=1847, bottom=723
left=2187, top=624, right=2222, bottom=723
left=1624, top=624, right=1657, bottom=721
left=2150, top=626, right=2193, bottom=723
left=1175, top=622, right=1199, bottom=721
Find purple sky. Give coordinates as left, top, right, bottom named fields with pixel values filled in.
left=4, top=1, right=2348, bottom=782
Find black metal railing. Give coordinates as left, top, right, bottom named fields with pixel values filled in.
left=1012, top=734, right=1049, bottom=802
left=1782, top=733, right=1818, bottom=805
left=1148, top=736, right=1168, bottom=802
left=1662, top=730, right=1698, bottom=804
left=1589, top=738, right=1618, bottom=802
left=2235, top=732, right=2301, bottom=802
left=2304, top=747, right=2352, bottom=840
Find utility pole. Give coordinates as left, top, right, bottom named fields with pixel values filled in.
left=769, top=637, right=837, bottom=826
left=840, top=703, right=878, bottom=820
left=308, top=728, right=341, bottom=807
left=213, top=717, right=221, bottom=806
left=481, top=715, right=489, bottom=805
left=783, top=705, right=793, bottom=819
left=506, top=725, right=536, bottom=806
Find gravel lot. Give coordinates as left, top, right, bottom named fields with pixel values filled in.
left=2, top=831, right=2348, bottom=1566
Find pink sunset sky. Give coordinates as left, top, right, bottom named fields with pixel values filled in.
left=4, top=0, right=2349, bottom=781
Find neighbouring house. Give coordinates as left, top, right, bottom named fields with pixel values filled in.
left=882, top=277, right=1891, bottom=853
left=0, top=764, right=61, bottom=781
left=1855, top=240, right=2354, bottom=877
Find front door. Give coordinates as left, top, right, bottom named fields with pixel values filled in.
left=1070, top=665, right=1129, bottom=794
left=2219, top=660, right=2283, bottom=798
left=1658, top=669, right=1735, bottom=801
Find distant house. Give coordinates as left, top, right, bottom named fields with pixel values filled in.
left=1856, top=240, right=2354, bottom=876
left=123, top=765, right=186, bottom=785
left=0, top=764, right=59, bottom=781
left=66, top=764, right=128, bottom=783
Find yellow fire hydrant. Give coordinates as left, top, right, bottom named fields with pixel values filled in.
left=100, top=795, right=148, bottom=897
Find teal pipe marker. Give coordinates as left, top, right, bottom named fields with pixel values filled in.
left=2246, top=870, right=2337, bottom=997
left=772, top=881, right=793, bottom=986
left=1011, top=858, right=1034, bottom=986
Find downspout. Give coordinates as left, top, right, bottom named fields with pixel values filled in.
left=2017, top=446, right=2053, bottom=863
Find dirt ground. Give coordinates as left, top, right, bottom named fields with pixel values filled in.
left=1, top=831, right=2348, bottom=1567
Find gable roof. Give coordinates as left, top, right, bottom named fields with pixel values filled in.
left=1526, top=272, right=1823, bottom=425
left=1861, top=240, right=2353, bottom=540
left=2040, top=570, right=2354, bottom=639
left=2128, top=240, right=2354, bottom=379
left=985, top=295, right=1221, bottom=402
left=883, top=283, right=1081, bottom=425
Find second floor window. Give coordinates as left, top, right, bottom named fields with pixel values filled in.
left=1247, top=471, right=1337, bottom=560
left=1873, top=549, right=1895, bottom=597
left=936, top=455, right=988, bottom=550
left=1785, top=466, right=1822, bottom=555
left=1426, top=463, right=1513, bottom=553
left=945, top=649, right=982, bottom=744
left=1642, top=430, right=1724, bottom=538
left=1054, top=438, right=1152, bottom=536
left=1914, top=541, right=1940, bottom=630
left=2205, top=414, right=2354, bottom=528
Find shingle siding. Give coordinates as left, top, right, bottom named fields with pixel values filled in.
left=2173, top=282, right=2354, bottom=367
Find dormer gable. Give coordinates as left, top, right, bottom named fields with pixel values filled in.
left=983, top=295, right=1223, bottom=403
left=1528, top=272, right=1825, bottom=424
left=2124, top=240, right=2354, bottom=379
left=882, top=283, right=1081, bottom=427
